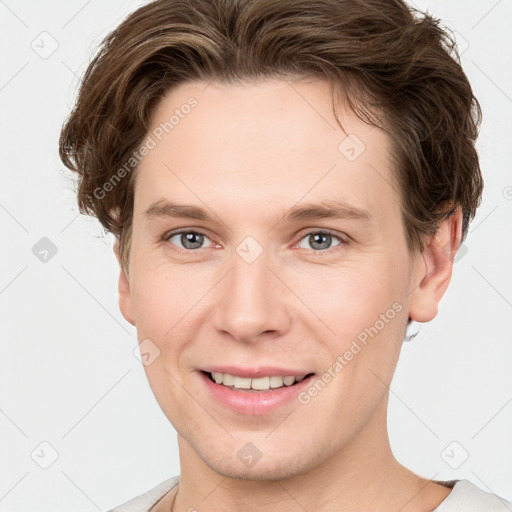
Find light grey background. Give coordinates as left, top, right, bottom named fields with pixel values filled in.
left=0, top=0, right=511, bottom=510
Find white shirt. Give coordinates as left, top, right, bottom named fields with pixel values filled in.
left=107, top=476, right=511, bottom=512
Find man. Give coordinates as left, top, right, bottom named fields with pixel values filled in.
left=59, top=0, right=510, bottom=510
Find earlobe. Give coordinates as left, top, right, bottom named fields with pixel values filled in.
left=113, top=240, right=135, bottom=326
left=408, top=209, right=463, bottom=323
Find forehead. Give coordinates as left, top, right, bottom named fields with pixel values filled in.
left=134, top=78, right=399, bottom=222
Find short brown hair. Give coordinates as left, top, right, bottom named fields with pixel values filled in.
left=59, top=0, right=483, bottom=275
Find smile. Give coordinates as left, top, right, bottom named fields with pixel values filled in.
left=206, top=371, right=314, bottom=391
left=199, top=370, right=317, bottom=414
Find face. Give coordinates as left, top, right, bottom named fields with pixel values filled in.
left=118, top=77, right=434, bottom=481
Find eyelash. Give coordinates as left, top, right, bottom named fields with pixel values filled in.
left=162, top=228, right=347, bottom=256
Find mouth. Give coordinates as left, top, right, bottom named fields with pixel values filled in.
left=201, top=370, right=316, bottom=393
left=199, top=368, right=318, bottom=414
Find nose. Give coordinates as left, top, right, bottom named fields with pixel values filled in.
left=212, top=247, right=292, bottom=343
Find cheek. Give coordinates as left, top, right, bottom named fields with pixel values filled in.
left=300, top=260, right=409, bottom=390
left=324, top=299, right=407, bottom=424
left=294, top=261, right=406, bottom=331
left=129, top=263, right=216, bottom=384
left=130, top=262, right=201, bottom=330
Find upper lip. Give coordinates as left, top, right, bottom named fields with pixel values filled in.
left=200, top=366, right=314, bottom=379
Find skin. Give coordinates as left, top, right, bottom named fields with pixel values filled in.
left=114, top=77, right=462, bottom=511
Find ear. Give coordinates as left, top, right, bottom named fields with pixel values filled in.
left=113, top=239, right=135, bottom=326
left=408, top=208, right=463, bottom=323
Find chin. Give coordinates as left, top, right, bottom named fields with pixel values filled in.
left=209, top=460, right=309, bottom=482
left=199, top=444, right=323, bottom=482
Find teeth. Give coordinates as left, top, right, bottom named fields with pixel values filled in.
left=233, top=376, right=251, bottom=389
left=222, top=373, right=235, bottom=386
left=269, top=375, right=285, bottom=388
left=251, top=376, right=270, bottom=390
left=283, top=376, right=295, bottom=386
left=210, top=372, right=307, bottom=390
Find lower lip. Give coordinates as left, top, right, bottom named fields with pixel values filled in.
left=199, top=371, right=315, bottom=415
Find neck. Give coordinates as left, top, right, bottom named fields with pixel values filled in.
left=163, top=396, right=451, bottom=512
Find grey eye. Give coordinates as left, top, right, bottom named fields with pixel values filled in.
left=298, top=232, right=342, bottom=251
left=168, top=231, right=209, bottom=250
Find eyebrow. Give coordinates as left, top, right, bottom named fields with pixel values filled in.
left=143, top=199, right=372, bottom=223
